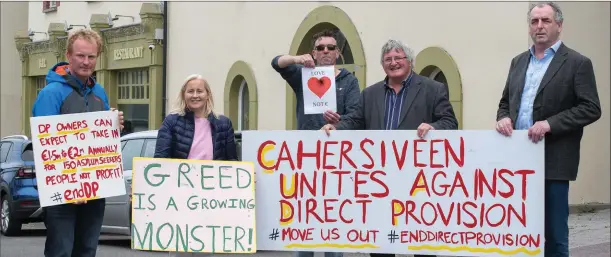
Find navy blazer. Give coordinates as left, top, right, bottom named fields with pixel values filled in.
left=154, top=110, right=238, bottom=161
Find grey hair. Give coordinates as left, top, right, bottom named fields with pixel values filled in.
left=528, top=2, right=564, bottom=23
left=380, top=39, right=415, bottom=68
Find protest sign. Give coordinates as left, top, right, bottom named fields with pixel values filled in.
left=242, top=130, right=545, bottom=257
left=29, top=110, right=125, bottom=207
left=131, top=158, right=257, bottom=254
left=302, top=66, right=337, bottom=114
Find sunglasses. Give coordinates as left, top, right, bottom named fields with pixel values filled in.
left=315, top=44, right=337, bottom=51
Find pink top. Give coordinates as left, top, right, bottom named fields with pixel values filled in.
left=187, top=117, right=214, bottom=160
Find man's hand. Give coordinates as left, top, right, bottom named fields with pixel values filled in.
left=496, top=117, right=513, bottom=136
left=528, top=120, right=550, bottom=143
left=110, top=108, right=125, bottom=130
left=321, top=124, right=336, bottom=136
left=323, top=110, right=341, bottom=125
left=417, top=123, right=434, bottom=138
left=293, top=54, right=315, bottom=68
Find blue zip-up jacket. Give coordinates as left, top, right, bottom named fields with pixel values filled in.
left=153, top=111, right=238, bottom=161
left=32, top=62, right=109, bottom=117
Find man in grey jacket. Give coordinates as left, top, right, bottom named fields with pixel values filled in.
left=271, top=29, right=361, bottom=130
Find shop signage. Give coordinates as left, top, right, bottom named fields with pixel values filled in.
left=113, top=46, right=144, bottom=60
left=38, top=58, right=47, bottom=69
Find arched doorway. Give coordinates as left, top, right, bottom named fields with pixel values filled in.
left=285, top=5, right=366, bottom=130
left=415, top=47, right=463, bottom=129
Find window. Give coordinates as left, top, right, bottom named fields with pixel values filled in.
left=224, top=61, right=258, bottom=131
left=0, top=143, right=12, bottom=163
left=36, top=77, right=46, bottom=96
left=117, top=69, right=150, bottom=133
left=429, top=68, right=449, bottom=97
left=333, top=29, right=354, bottom=66
left=42, top=1, right=59, bottom=13
left=238, top=80, right=249, bottom=131
left=117, top=69, right=149, bottom=101
left=121, top=139, right=144, bottom=171
left=142, top=139, right=157, bottom=157
left=414, top=46, right=463, bottom=128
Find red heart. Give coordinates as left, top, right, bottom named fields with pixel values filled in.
left=307, top=76, right=332, bottom=98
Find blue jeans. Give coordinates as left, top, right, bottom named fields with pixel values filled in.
left=43, top=198, right=106, bottom=257
left=294, top=252, right=343, bottom=257
left=545, top=180, right=570, bottom=257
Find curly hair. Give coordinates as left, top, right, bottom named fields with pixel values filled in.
left=66, top=28, right=103, bottom=56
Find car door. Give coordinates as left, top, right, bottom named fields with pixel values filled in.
left=102, top=138, right=144, bottom=227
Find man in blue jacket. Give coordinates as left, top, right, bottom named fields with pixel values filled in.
left=271, top=29, right=361, bottom=130
left=32, top=28, right=123, bottom=257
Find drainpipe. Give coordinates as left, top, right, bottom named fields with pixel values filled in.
left=161, top=1, right=168, bottom=119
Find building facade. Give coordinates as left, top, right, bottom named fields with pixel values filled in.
left=166, top=1, right=610, bottom=205
left=15, top=1, right=165, bottom=136
left=1, top=2, right=28, bottom=137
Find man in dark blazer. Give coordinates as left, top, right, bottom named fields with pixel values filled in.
left=323, top=39, right=458, bottom=257
left=495, top=2, right=601, bottom=256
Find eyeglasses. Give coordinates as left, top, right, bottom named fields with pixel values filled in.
left=384, top=56, right=407, bottom=64
left=315, top=44, right=337, bottom=51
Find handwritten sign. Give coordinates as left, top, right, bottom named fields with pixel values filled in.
left=131, top=158, right=257, bottom=254
left=241, top=130, right=545, bottom=256
left=302, top=66, right=337, bottom=114
left=29, top=111, right=125, bottom=207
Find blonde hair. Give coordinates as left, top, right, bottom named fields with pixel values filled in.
left=66, top=28, right=103, bottom=56
left=171, top=74, right=217, bottom=118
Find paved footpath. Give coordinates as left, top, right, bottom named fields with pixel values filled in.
left=1, top=209, right=609, bottom=257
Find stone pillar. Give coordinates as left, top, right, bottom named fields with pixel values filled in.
left=48, top=23, right=67, bottom=62
left=47, top=23, right=67, bottom=41
left=140, top=3, right=165, bottom=129
left=14, top=30, right=33, bottom=135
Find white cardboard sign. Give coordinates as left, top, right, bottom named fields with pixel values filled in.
left=242, top=130, right=545, bottom=257
left=302, top=66, right=337, bottom=114
left=29, top=110, right=125, bottom=207
left=131, top=158, right=257, bottom=254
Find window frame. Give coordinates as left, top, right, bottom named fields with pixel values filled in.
left=120, top=138, right=145, bottom=171
left=0, top=142, right=14, bottom=163
left=42, top=1, right=59, bottom=13
left=116, top=69, right=150, bottom=105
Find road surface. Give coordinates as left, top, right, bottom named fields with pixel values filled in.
left=1, top=209, right=609, bottom=257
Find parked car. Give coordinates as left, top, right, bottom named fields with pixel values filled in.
left=0, top=135, right=41, bottom=236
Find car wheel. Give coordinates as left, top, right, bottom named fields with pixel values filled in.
left=1, top=195, right=22, bottom=236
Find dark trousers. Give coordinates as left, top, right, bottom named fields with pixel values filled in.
left=545, top=180, right=570, bottom=257
left=371, top=254, right=433, bottom=257
left=43, top=198, right=106, bottom=257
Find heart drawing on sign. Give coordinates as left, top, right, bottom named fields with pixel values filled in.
left=307, top=76, right=332, bottom=98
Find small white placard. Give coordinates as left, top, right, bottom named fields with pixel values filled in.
left=302, top=66, right=337, bottom=114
